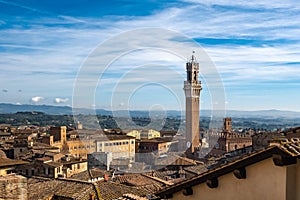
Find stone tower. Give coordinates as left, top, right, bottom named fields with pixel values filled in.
left=223, top=118, right=232, bottom=133
left=184, top=54, right=202, bottom=154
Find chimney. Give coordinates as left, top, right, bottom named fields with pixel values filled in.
left=103, top=174, right=108, bottom=182
left=89, top=194, right=95, bottom=200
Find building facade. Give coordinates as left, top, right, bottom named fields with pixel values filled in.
left=157, top=139, right=300, bottom=200
left=95, top=135, right=135, bottom=161
left=127, top=129, right=161, bottom=140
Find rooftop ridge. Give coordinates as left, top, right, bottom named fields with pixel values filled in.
left=142, top=174, right=174, bottom=186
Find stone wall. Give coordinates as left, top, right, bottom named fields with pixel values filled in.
left=0, top=174, right=27, bottom=200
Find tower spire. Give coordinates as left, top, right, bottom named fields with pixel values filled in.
left=190, top=51, right=196, bottom=62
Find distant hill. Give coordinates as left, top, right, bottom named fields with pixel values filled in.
left=0, top=103, right=73, bottom=115
left=0, top=103, right=299, bottom=118
left=224, top=109, right=300, bottom=119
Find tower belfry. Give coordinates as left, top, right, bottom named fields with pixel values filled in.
left=184, top=53, right=202, bottom=154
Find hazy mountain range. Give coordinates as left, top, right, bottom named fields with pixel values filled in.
left=0, top=103, right=299, bottom=119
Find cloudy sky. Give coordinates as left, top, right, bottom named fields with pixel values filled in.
left=0, top=0, right=300, bottom=112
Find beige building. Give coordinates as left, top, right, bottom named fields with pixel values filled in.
left=96, top=135, right=135, bottom=161
left=60, top=157, right=88, bottom=177
left=127, top=129, right=161, bottom=140
left=66, top=138, right=96, bottom=159
left=16, top=157, right=63, bottom=178
left=49, top=126, right=67, bottom=144
left=140, top=129, right=161, bottom=139
left=40, top=127, right=97, bottom=158
left=0, top=150, right=27, bottom=176
left=16, top=156, right=87, bottom=178
left=184, top=55, right=202, bottom=155
left=127, top=129, right=141, bottom=139
left=137, top=137, right=178, bottom=155
left=157, top=138, right=300, bottom=200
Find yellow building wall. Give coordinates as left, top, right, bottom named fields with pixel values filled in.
left=0, top=169, right=7, bottom=176
left=127, top=129, right=160, bottom=139
left=68, top=162, right=88, bottom=177
left=172, top=158, right=288, bottom=200
left=148, top=129, right=161, bottom=139
left=96, top=138, right=135, bottom=160
left=127, top=130, right=141, bottom=139
left=67, top=140, right=96, bottom=159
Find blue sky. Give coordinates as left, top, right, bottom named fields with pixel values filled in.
left=0, top=0, right=300, bottom=112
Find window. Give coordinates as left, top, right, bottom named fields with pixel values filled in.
left=77, top=163, right=80, bottom=169
left=44, top=168, right=48, bottom=175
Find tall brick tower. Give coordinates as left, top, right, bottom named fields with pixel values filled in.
left=184, top=54, right=202, bottom=154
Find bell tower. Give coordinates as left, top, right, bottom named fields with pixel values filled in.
left=184, top=53, right=202, bottom=154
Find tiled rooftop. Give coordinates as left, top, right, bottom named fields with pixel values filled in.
left=270, top=137, right=300, bottom=156
left=184, top=164, right=208, bottom=175
left=28, top=177, right=96, bottom=200
left=69, top=168, right=106, bottom=181
left=28, top=170, right=163, bottom=199
left=114, top=173, right=165, bottom=192
left=96, top=181, right=150, bottom=200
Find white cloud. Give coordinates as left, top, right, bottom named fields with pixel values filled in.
left=54, top=97, right=69, bottom=103
left=31, top=96, right=44, bottom=103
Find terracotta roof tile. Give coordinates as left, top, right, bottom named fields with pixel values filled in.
left=270, top=137, right=300, bottom=156
left=28, top=177, right=96, bottom=200
left=96, top=181, right=151, bottom=200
